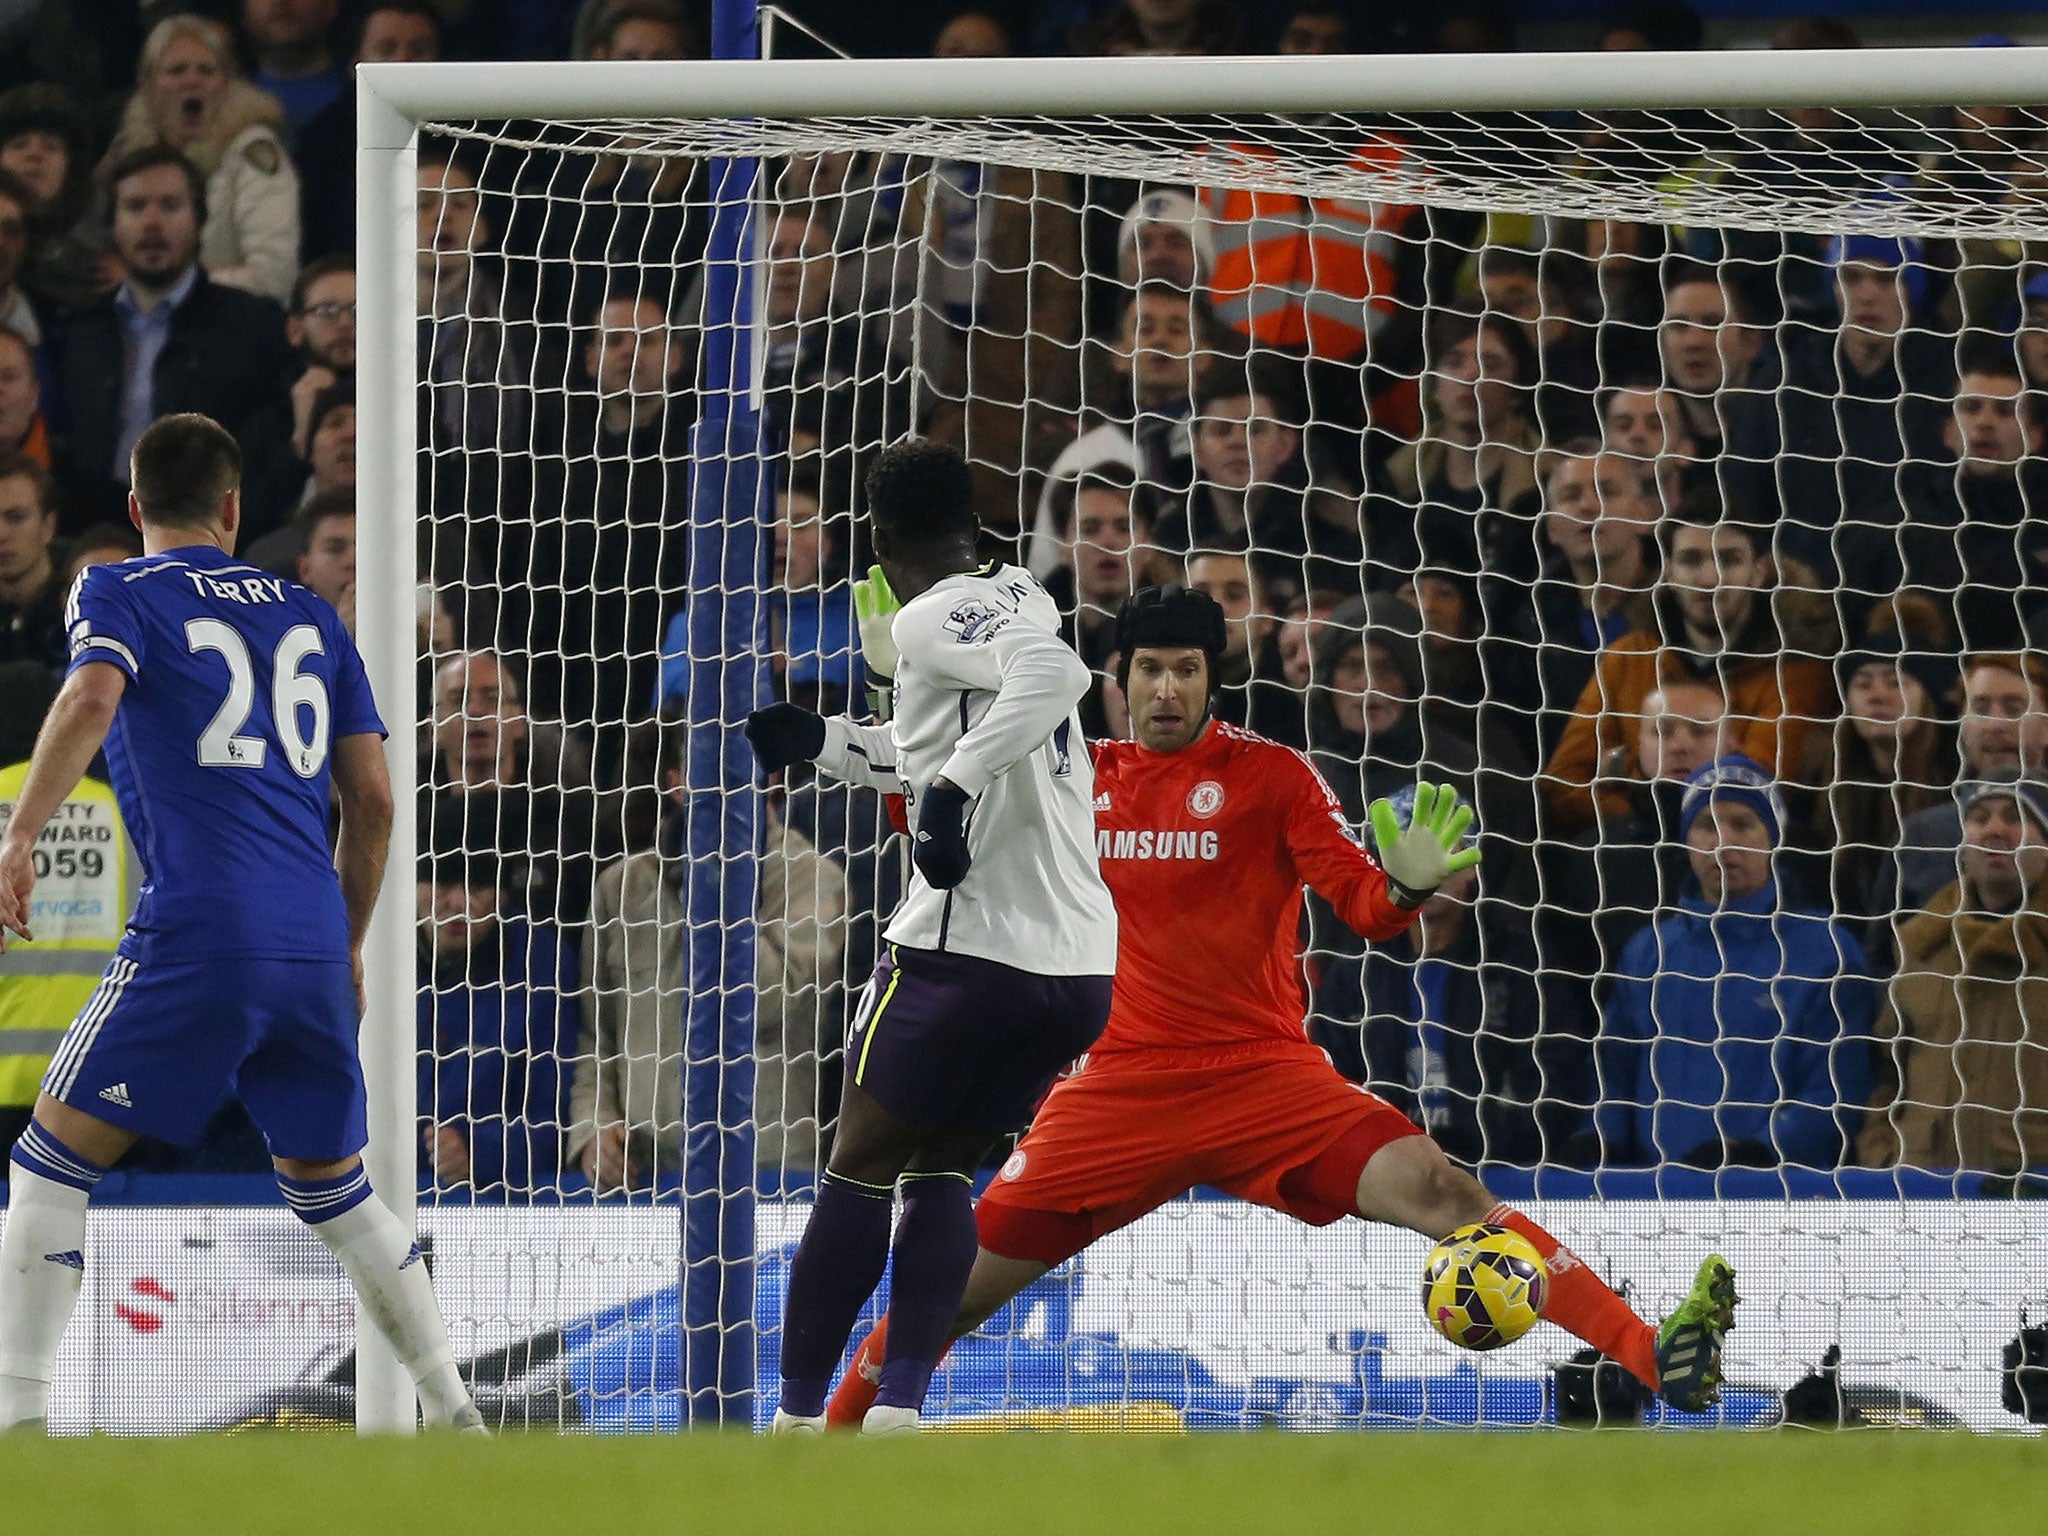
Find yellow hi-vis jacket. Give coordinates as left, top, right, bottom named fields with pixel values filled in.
left=0, top=761, right=140, bottom=1106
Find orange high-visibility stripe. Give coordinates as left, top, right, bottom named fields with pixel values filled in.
left=1202, top=138, right=1412, bottom=361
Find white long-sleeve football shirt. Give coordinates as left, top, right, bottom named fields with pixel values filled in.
left=813, top=562, right=1117, bottom=977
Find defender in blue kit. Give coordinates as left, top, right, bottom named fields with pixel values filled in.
left=0, top=413, right=481, bottom=1432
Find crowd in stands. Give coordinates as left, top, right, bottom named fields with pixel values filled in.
left=4, top=0, right=2048, bottom=1193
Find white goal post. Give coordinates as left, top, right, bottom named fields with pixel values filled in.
left=355, top=47, right=2048, bottom=1436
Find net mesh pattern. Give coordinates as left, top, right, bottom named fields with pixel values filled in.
left=386, top=96, right=2048, bottom=1435
left=427, top=109, right=2048, bottom=241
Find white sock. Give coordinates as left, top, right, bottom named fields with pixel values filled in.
left=308, top=1194, right=476, bottom=1428
left=0, top=1165, right=90, bottom=1429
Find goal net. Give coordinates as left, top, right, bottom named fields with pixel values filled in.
left=362, top=50, right=2048, bottom=1435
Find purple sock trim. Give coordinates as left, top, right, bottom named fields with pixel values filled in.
left=873, top=1172, right=976, bottom=1412
left=779, top=1171, right=894, bottom=1412
left=874, top=1357, right=935, bottom=1413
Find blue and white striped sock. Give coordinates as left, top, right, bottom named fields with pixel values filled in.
left=1, top=1124, right=105, bottom=1428
left=284, top=1170, right=476, bottom=1429
left=12, top=1122, right=107, bottom=1195
left=276, top=1164, right=372, bottom=1225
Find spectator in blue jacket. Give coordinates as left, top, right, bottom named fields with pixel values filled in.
left=1598, top=755, right=1877, bottom=1170
left=417, top=850, right=580, bottom=1194
left=658, top=462, right=863, bottom=716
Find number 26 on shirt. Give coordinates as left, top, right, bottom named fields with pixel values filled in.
left=184, top=618, right=331, bottom=778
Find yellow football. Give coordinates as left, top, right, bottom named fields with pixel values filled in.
left=1421, top=1223, right=1548, bottom=1351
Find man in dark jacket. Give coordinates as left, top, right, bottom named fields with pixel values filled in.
left=1657, top=262, right=1780, bottom=515
left=1153, top=363, right=1362, bottom=602
left=416, top=849, right=580, bottom=1194
left=1502, top=440, right=1658, bottom=763
left=758, top=207, right=911, bottom=479
left=48, top=147, right=291, bottom=529
left=1840, top=348, right=2048, bottom=652
left=295, top=2, right=443, bottom=262
left=238, top=255, right=358, bottom=545
left=1768, top=235, right=1954, bottom=584
left=524, top=289, right=692, bottom=727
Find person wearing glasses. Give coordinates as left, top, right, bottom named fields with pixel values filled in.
left=240, top=255, right=354, bottom=546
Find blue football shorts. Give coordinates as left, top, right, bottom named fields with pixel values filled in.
left=41, top=956, right=368, bottom=1162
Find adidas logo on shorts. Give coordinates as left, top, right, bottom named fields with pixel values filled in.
left=98, top=1082, right=133, bottom=1108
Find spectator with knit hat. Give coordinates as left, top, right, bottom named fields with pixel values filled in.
left=1597, top=754, right=1877, bottom=1170
left=1798, top=622, right=1960, bottom=938
left=1885, top=653, right=2048, bottom=918
left=1116, top=189, right=1213, bottom=292
left=1860, top=773, right=2048, bottom=1174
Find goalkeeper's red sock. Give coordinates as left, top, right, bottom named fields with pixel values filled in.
left=826, top=1316, right=962, bottom=1427
left=1487, top=1204, right=1659, bottom=1393
left=827, top=1318, right=889, bottom=1427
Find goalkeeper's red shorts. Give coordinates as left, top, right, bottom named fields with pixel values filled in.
left=975, top=1039, right=1422, bottom=1269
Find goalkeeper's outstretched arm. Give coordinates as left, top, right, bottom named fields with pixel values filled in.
left=1278, top=754, right=1415, bottom=944
left=1284, top=764, right=1480, bottom=945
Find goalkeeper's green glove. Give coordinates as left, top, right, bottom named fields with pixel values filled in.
left=1368, top=781, right=1483, bottom=908
left=853, top=564, right=901, bottom=717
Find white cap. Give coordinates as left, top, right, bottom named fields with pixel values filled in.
left=1117, top=189, right=1214, bottom=279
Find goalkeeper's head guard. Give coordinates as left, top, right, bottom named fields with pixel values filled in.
left=1113, top=585, right=1227, bottom=696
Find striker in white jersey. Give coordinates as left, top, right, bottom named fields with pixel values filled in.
left=813, top=562, right=1117, bottom=978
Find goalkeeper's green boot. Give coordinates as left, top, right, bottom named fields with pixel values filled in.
left=1653, top=1255, right=1739, bottom=1413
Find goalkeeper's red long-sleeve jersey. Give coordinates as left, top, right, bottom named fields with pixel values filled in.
left=1087, top=720, right=1418, bottom=1053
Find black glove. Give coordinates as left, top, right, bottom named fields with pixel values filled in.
left=744, top=703, right=826, bottom=773
left=913, top=779, right=973, bottom=890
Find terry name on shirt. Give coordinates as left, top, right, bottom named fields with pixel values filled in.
left=184, top=572, right=293, bottom=605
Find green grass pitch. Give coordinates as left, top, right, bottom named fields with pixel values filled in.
left=4, top=1432, right=2043, bottom=1535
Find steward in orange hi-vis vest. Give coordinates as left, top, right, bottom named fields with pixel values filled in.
left=1203, top=137, right=1416, bottom=361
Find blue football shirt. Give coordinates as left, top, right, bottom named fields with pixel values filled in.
left=64, top=545, right=386, bottom=963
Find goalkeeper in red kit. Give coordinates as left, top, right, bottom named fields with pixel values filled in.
left=828, top=585, right=1737, bottom=1428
